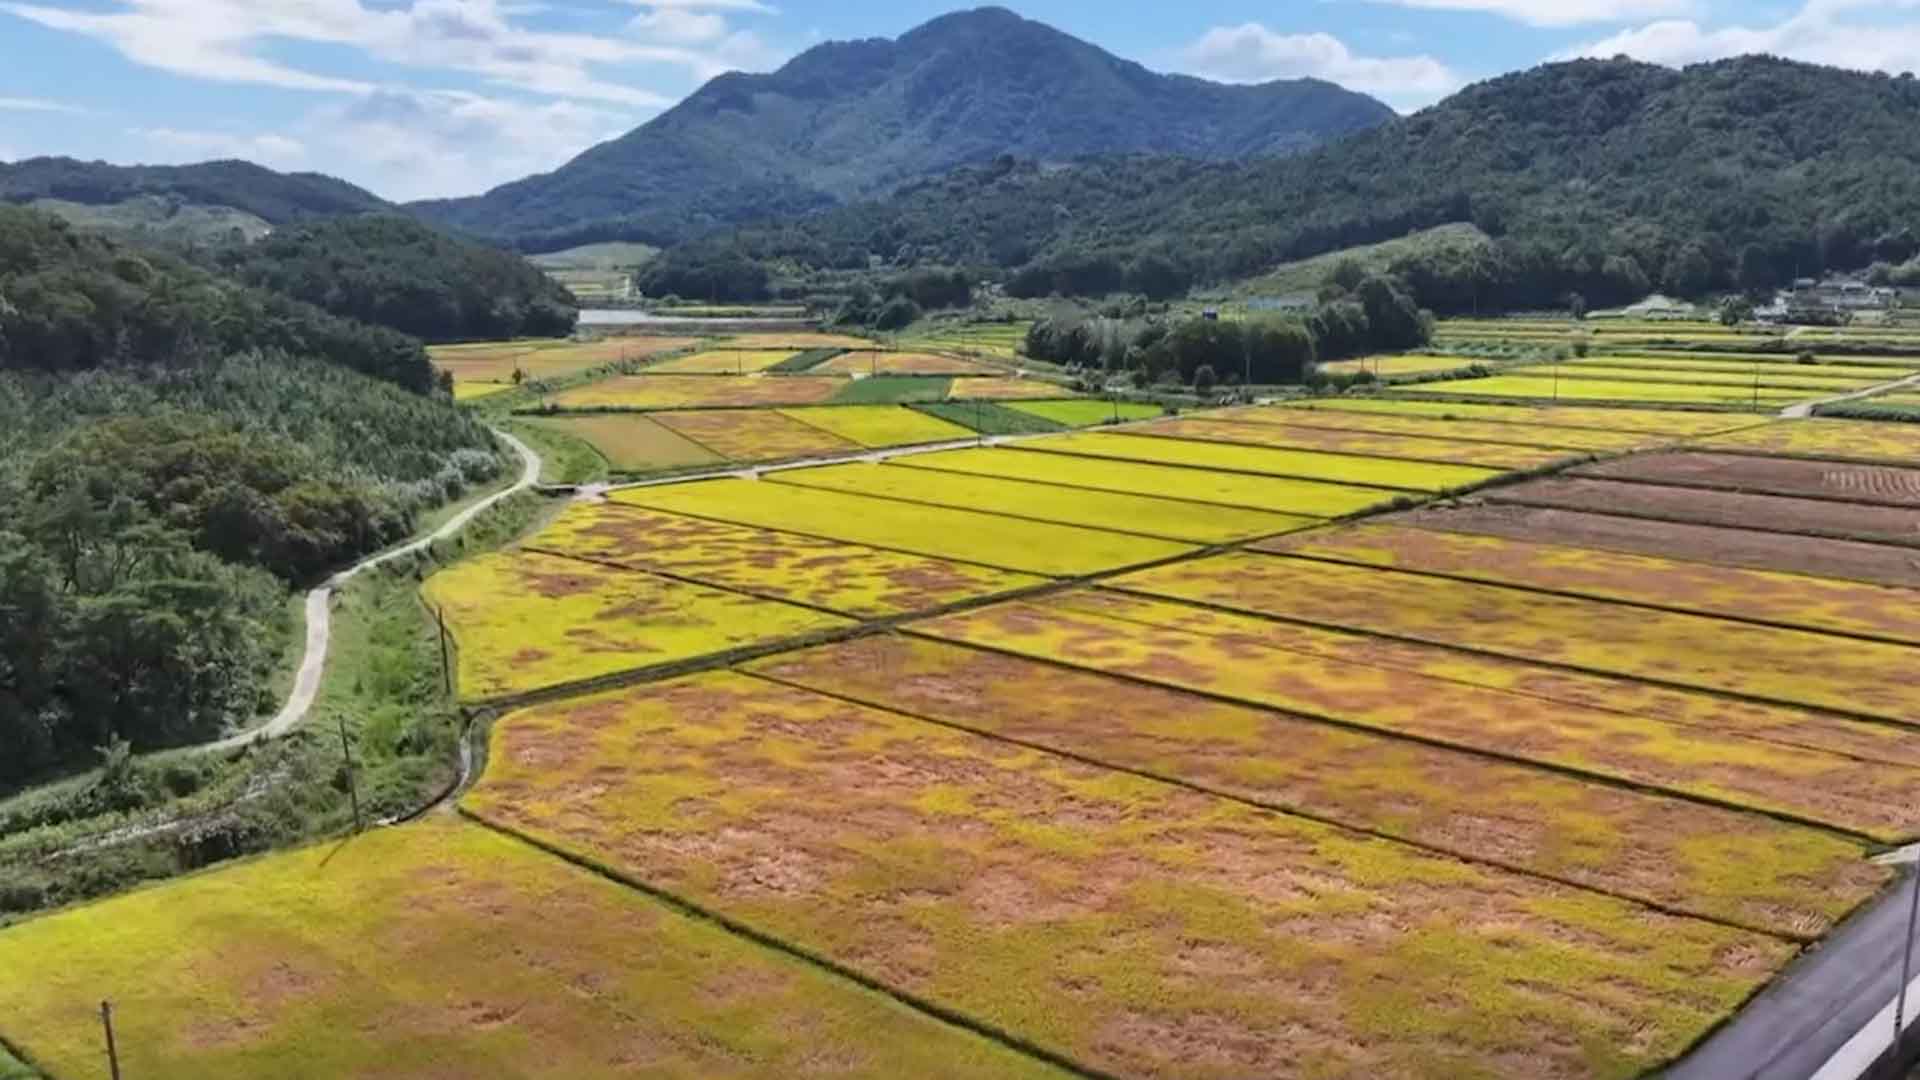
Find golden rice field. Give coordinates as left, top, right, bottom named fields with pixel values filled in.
left=1399, top=374, right=1810, bottom=406
left=1003, top=399, right=1164, bottom=426
left=467, top=673, right=1790, bottom=1080
left=650, top=409, right=855, bottom=461
left=420, top=550, right=850, bottom=701
left=525, top=501, right=1042, bottom=618
left=0, top=820, right=1058, bottom=1080
left=431, top=337, right=696, bottom=390
left=1113, top=552, right=1920, bottom=724
left=1529, top=362, right=1883, bottom=393
left=1863, top=392, right=1920, bottom=409
left=611, top=478, right=1196, bottom=576
left=775, top=405, right=972, bottom=448
left=945, top=377, right=1074, bottom=400
left=898, top=446, right=1402, bottom=516
left=1235, top=404, right=1662, bottom=451
left=905, top=323, right=1028, bottom=359
left=1695, top=418, right=1920, bottom=464
left=1284, top=397, right=1765, bottom=436
left=1125, top=416, right=1582, bottom=470
left=749, top=634, right=1883, bottom=937
left=1266, top=521, right=1920, bottom=645
left=646, top=349, right=799, bottom=374
left=766, top=461, right=1317, bottom=543
left=452, top=382, right=512, bottom=401
left=1593, top=354, right=1920, bottom=380
left=519, top=414, right=724, bottom=472
left=1029, top=431, right=1503, bottom=491
left=550, top=374, right=847, bottom=410
left=916, top=590, right=1920, bottom=840
left=1317, top=353, right=1485, bottom=378
left=815, top=351, right=1004, bottom=376
left=721, top=332, right=877, bottom=350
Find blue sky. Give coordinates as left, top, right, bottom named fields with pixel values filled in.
left=1, top=0, right=1915, bottom=201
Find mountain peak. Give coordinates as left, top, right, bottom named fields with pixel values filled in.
left=410, top=7, right=1393, bottom=252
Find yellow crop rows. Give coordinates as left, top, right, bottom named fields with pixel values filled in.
left=647, top=348, right=799, bottom=374
left=1029, top=431, right=1503, bottom=491
left=1696, top=418, right=1920, bottom=465
left=776, top=404, right=973, bottom=447
left=1126, top=416, right=1583, bottom=469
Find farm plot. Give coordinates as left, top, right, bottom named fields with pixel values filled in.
left=907, top=323, right=1028, bottom=358
left=1113, top=552, right=1920, bottom=725
left=816, top=351, right=1004, bottom=376
left=914, top=401, right=1064, bottom=435
left=452, top=382, right=512, bottom=402
left=777, top=405, right=971, bottom=448
left=1695, top=418, right=1920, bottom=465
left=650, top=409, right=856, bottom=461
left=1003, top=399, right=1165, bottom=427
left=518, top=414, right=723, bottom=473
left=749, top=635, right=1884, bottom=937
left=1575, top=452, right=1920, bottom=508
left=767, top=462, right=1316, bottom=543
left=1121, top=417, right=1581, bottom=470
left=420, top=550, right=851, bottom=701
left=1400, top=374, right=1811, bottom=406
left=1519, top=363, right=1881, bottom=393
left=1262, top=521, right=1920, bottom=645
left=611, top=478, right=1195, bottom=576
left=898, top=447, right=1401, bottom=516
left=467, top=673, right=1792, bottom=1080
left=1237, top=405, right=1660, bottom=452
left=945, top=377, right=1075, bottom=401
left=1026, top=431, right=1503, bottom=491
left=0, top=819, right=1058, bottom=1080
left=830, top=375, right=953, bottom=404
left=915, top=592, right=1920, bottom=838
left=1861, top=392, right=1920, bottom=409
left=1388, top=502, right=1920, bottom=589
left=431, top=337, right=696, bottom=390
left=1317, top=353, right=1485, bottom=378
left=1283, top=397, right=1764, bottom=436
left=1493, top=476, right=1920, bottom=549
left=647, top=349, right=798, bottom=374
left=550, top=375, right=846, bottom=410
left=1590, top=355, right=1919, bottom=380
left=720, top=332, right=877, bottom=350
left=526, top=501, right=1042, bottom=617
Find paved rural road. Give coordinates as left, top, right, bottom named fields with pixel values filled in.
left=201, top=428, right=540, bottom=754
left=1781, top=372, right=1920, bottom=418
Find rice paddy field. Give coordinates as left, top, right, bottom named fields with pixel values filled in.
left=646, top=349, right=799, bottom=374
left=550, top=374, right=848, bottom=410
left=1399, top=373, right=1812, bottom=406
left=945, top=376, right=1075, bottom=400
left=1003, top=399, right=1165, bottom=426
left=904, top=322, right=1029, bottom=359
left=1317, top=353, right=1486, bottom=378
left=1517, top=362, right=1887, bottom=394
left=432, top=337, right=698, bottom=394
left=815, top=351, right=1005, bottom=376
left=519, top=414, right=725, bottom=472
left=14, top=393, right=1920, bottom=1079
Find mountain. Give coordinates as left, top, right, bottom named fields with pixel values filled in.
left=409, top=6, right=1394, bottom=252
left=682, top=55, right=1920, bottom=309
left=0, top=157, right=392, bottom=241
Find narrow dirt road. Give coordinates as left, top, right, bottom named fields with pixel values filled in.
left=1781, top=371, right=1920, bottom=418
left=202, top=428, right=540, bottom=754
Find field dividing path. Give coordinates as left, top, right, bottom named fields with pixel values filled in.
left=1781, top=371, right=1920, bottom=418
left=203, top=428, right=541, bottom=754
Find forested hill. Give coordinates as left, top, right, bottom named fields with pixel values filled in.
left=0, top=156, right=390, bottom=224
left=212, top=215, right=578, bottom=343
left=409, top=6, right=1392, bottom=252
left=687, top=56, right=1920, bottom=308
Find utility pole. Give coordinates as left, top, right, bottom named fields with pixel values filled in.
left=338, top=715, right=362, bottom=833
left=101, top=1001, right=121, bottom=1080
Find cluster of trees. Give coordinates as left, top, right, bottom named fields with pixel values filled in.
left=634, top=243, right=773, bottom=303
left=0, top=208, right=504, bottom=790
left=213, top=215, right=577, bottom=343
left=0, top=207, right=438, bottom=392
left=832, top=267, right=974, bottom=330
left=0, top=157, right=390, bottom=225
left=1025, top=271, right=1429, bottom=386
left=647, top=56, right=1920, bottom=309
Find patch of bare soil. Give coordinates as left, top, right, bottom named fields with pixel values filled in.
left=1575, top=452, right=1920, bottom=508
left=1491, top=476, right=1920, bottom=548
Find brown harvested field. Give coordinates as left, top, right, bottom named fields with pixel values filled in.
left=915, top=591, right=1920, bottom=838
left=1574, top=451, right=1920, bottom=508
left=1112, top=552, right=1920, bottom=725
left=1490, top=476, right=1920, bottom=548
left=1121, top=417, right=1583, bottom=470
left=1260, top=521, right=1920, bottom=645
left=651, top=409, right=857, bottom=461
left=721, top=332, right=878, bottom=350
left=467, top=672, right=1794, bottom=1080
left=945, top=378, right=1077, bottom=400
left=1219, top=405, right=1662, bottom=452
left=550, top=375, right=847, bottom=410
left=431, top=337, right=696, bottom=385
left=748, top=635, right=1883, bottom=938
left=815, top=351, right=1004, bottom=376
left=1385, top=502, right=1920, bottom=589
left=519, top=414, right=724, bottom=472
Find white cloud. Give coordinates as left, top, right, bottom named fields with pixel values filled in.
left=1381, top=0, right=1698, bottom=28
left=131, top=127, right=309, bottom=166
left=1179, top=24, right=1464, bottom=110
left=1560, top=0, right=1920, bottom=71
left=0, top=95, right=87, bottom=113
left=0, top=0, right=782, bottom=105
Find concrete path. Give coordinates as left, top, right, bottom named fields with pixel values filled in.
left=202, top=429, right=540, bottom=753
left=1780, top=372, right=1920, bottom=419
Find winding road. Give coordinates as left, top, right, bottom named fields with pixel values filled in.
left=202, top=428, right=541, bottom=754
